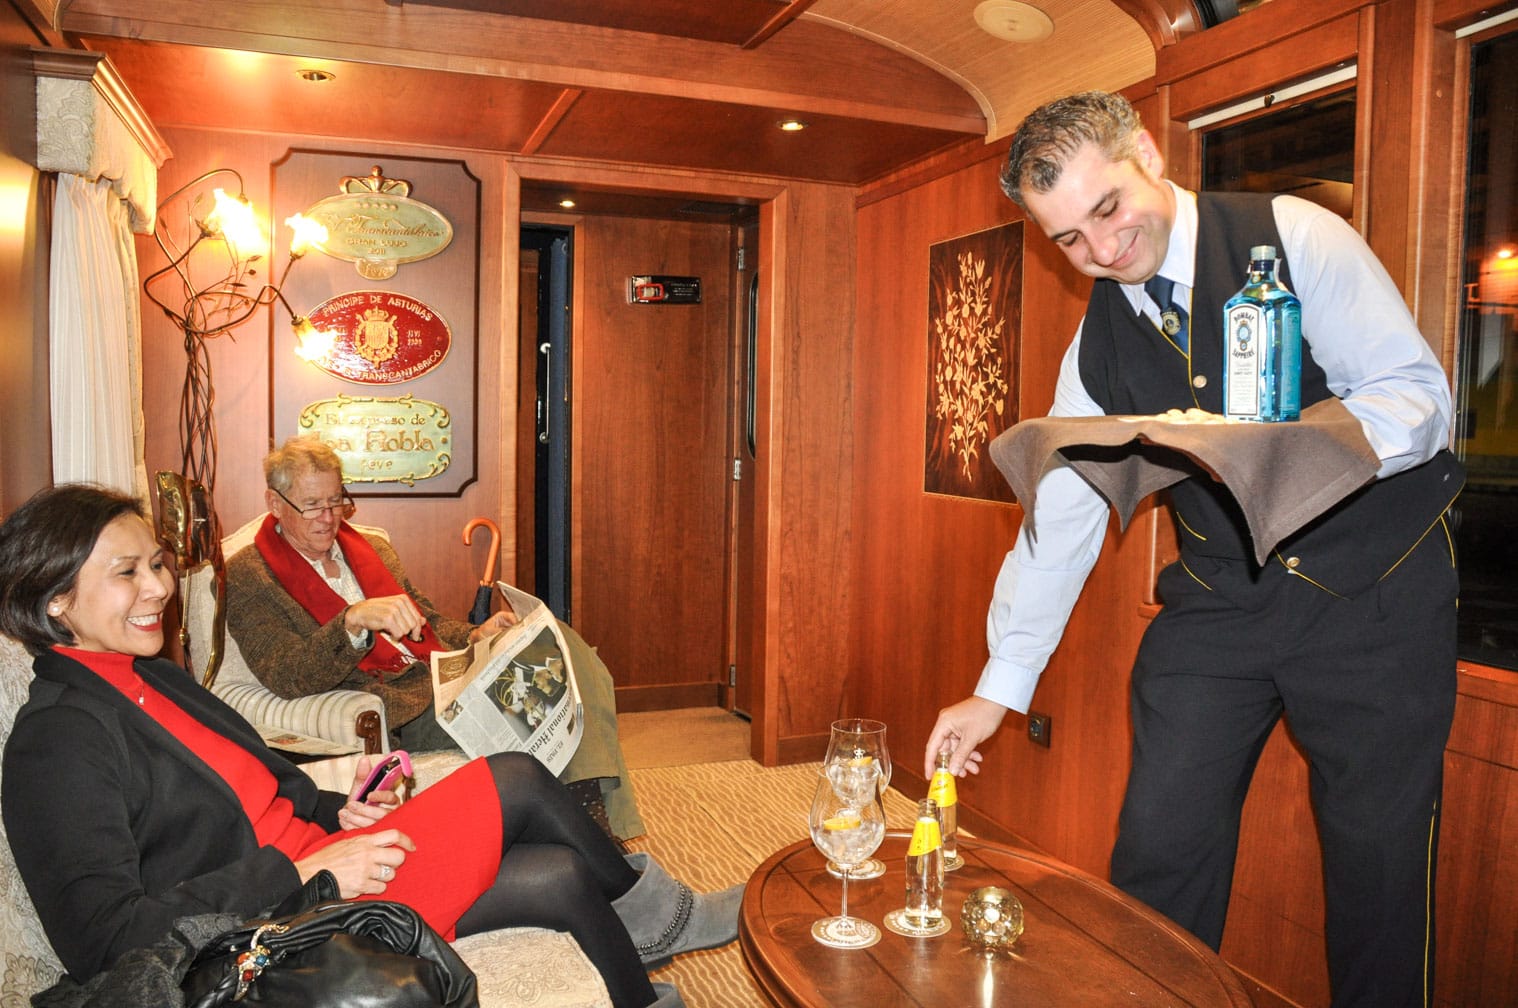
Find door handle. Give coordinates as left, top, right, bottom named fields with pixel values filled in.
left=538, top=341, right=552, bottom=444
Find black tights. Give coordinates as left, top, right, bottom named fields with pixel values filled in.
left=453, top=752, right=654, bottom=1008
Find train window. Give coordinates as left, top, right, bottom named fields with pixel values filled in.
left=1453, top=29, right=1518, bottom=672
left=1200, top=87, right=1356, bottom=220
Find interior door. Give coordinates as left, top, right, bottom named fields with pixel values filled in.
left=573, top=214, right=736, bottom=711
left=517, top=225, right=572, bottom=619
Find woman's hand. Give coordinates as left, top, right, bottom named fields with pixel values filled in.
left=295, top=829, right=415, bottom=897
left=337, top=754, right=406, bottom=831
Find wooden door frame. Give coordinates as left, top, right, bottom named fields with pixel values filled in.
left=506, top=158, right=789, bottom=764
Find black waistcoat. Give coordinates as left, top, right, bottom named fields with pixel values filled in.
left=1077, top=192, right=1463, bottom=597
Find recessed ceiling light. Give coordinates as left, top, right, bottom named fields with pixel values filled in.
left=777, top=119, right=808, bottom=132
left=297, top=68, right=335, bottom=83
left=974, top=1, right=1054, bottom=43
left=558, top=198, right=576, bottom=209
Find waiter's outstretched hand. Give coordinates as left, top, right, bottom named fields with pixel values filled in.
left=924, top=696, right=1008, bottom=778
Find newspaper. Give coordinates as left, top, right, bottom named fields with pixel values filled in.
left=427, top=582, right=583, bottom=776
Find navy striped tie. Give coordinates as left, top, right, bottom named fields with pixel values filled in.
left=1145, top=274, right=1189, bottom=353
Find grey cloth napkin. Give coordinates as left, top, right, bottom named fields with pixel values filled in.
left=988, top=398, right=1380, bottom=565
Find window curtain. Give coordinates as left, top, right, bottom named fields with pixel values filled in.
left=32, top=52, right=167, bottom=505
left=49, top=173, right=149, bottom=500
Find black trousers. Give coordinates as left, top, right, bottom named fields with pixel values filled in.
left=1110, top=528, right=1457, bottom=1008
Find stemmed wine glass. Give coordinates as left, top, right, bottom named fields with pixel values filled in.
left=808, top=762, right=886, bottom=949
left=822, top=718, right=891, bottom=880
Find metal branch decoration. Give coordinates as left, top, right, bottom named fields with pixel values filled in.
left=142, top=168, right=326, bottom=683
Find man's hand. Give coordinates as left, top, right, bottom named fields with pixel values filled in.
left=344, top=594, right=427, bottom=642
left=467, top=608, right=520, bottom=644
left=923, top=696, right=1008, bottom=778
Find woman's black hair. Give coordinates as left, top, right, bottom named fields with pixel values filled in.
left=0, top=483, right=146, bottom=655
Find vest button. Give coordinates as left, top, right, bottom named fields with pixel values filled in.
left=1192, top=374, right=1207, bottom=388
left=1285, top=556, right=1301, bottom=569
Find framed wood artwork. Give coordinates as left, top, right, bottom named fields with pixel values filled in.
left=924, top=220, right=1022, bottom=503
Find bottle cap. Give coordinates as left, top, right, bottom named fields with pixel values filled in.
left=1250, top=245, right=1277, bottom=261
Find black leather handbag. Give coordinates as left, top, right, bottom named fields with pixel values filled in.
left=180, top=873, right=479, bottom=1008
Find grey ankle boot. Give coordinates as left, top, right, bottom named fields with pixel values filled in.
left=611, top=852, right=744, bottom=966
left=649, top=982, right=687, bottom=1007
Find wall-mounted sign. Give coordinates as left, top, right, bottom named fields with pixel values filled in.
left=628, top=274, right=702, bottom=304
left=297, top=393, right=452, bottom=486
left=304, top=290, right=451, bottom=384
left=303, top=165, right=453, bottom=280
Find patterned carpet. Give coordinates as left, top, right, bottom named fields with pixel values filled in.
left=623, top=759, right=920, bottom=1008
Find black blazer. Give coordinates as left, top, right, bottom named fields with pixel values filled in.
left=1, top=650, right=346, bottom=981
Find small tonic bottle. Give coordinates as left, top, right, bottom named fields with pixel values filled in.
left=885, top=798, right=950, bottom=936
left=1223, top=245, right=1302, bottom=422
left=928, top=752, right=963, bottom=871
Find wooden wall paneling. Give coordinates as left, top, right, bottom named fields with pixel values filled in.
left=138, top=128, right=509, bottom=623
left=1436, top=673, right=1518, bottom=1007
left=1165, top=12, right=1360, bottom=123
left=1360, top=0, right=1418, bottom=292
left=1156, top=0, right=1371, bottom=86
left=571, top=213, right=733, bottom=710
left=0, top=9, right=52, bottom=513
left=1432, top=0, right=1518, bottom=30
left=767, top=179, right=858, bottom=763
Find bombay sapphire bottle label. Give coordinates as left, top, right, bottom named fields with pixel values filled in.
left=1223, top=245, right=1302, bottom=422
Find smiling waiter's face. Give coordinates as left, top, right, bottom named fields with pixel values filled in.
left=1022, top=130, right=1177, bottom=287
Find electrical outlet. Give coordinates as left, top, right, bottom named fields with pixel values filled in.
left=1027, top=711, right=1052, bottom=748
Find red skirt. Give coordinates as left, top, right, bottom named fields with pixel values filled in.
left=310, top=757, right=502, bottom=939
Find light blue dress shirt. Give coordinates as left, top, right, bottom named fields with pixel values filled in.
left=975, top=183, right=1454, bottom=714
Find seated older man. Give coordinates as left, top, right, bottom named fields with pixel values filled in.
left=226, top=437, right=643, bottom=842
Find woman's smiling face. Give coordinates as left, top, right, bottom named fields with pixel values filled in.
left=51, top=513, right=173, bottom=656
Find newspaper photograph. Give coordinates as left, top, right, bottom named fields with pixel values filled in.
left=428, top=582, right=583, bottom=775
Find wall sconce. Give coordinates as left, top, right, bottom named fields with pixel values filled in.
left=143, top=168, right=328, bottom=682
left=144, top=167, right=329, bottom=494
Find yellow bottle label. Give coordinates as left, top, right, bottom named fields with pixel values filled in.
left=928, top=769, right=957, bottom=808
left=907, top=816, right=942, bottom=856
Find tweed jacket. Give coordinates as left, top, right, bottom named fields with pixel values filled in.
left=0, top=650, right=343, bottom=981
left=224, top=528, right=645, bottom=838
left=226, top=532, right=472, bottom=727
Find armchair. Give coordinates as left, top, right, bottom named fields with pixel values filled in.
left=184, top=515, right=387, bottom=756
left=0, top=635, right=611, bottom=1008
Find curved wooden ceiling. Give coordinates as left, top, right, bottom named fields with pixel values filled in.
left=49, top=0, right=1199, bottom=186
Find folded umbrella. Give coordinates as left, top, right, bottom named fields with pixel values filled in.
left=461, top=517, right=501, bottom=625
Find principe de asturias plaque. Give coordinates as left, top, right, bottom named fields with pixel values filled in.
left=304, top=290, right=451, bottom=385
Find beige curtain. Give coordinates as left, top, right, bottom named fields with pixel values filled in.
left=48, top=173, right=149, bottom=500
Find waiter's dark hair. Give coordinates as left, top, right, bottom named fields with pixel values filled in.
left=1000, top=91, right=1144, bottom=208
left=0, top=483, right=145, bottom=654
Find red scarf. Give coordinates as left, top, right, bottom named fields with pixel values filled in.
left=254, top=514, right=445, bottom=678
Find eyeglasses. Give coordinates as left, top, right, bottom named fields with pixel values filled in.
left=274, top=487, right=356, bottom=521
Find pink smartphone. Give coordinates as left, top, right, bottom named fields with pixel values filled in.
left=356, top=750, right=413, bottom=804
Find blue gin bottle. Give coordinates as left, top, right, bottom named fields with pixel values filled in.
left=1222, top=245, right=1302, bottom=422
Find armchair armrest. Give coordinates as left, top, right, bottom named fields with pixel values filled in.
left=211, top=681, right=387, bottom=756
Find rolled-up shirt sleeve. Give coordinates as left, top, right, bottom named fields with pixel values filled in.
left=975, top=331, right=1111, bottom=713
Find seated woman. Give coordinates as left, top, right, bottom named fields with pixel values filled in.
left=0, top=484, right=740, bottom=1008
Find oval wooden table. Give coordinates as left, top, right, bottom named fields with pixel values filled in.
left=739, top=834, right=1255, bottom=1007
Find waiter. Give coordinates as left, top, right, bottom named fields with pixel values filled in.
left=924, top=91, right=1461, bottom=1008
